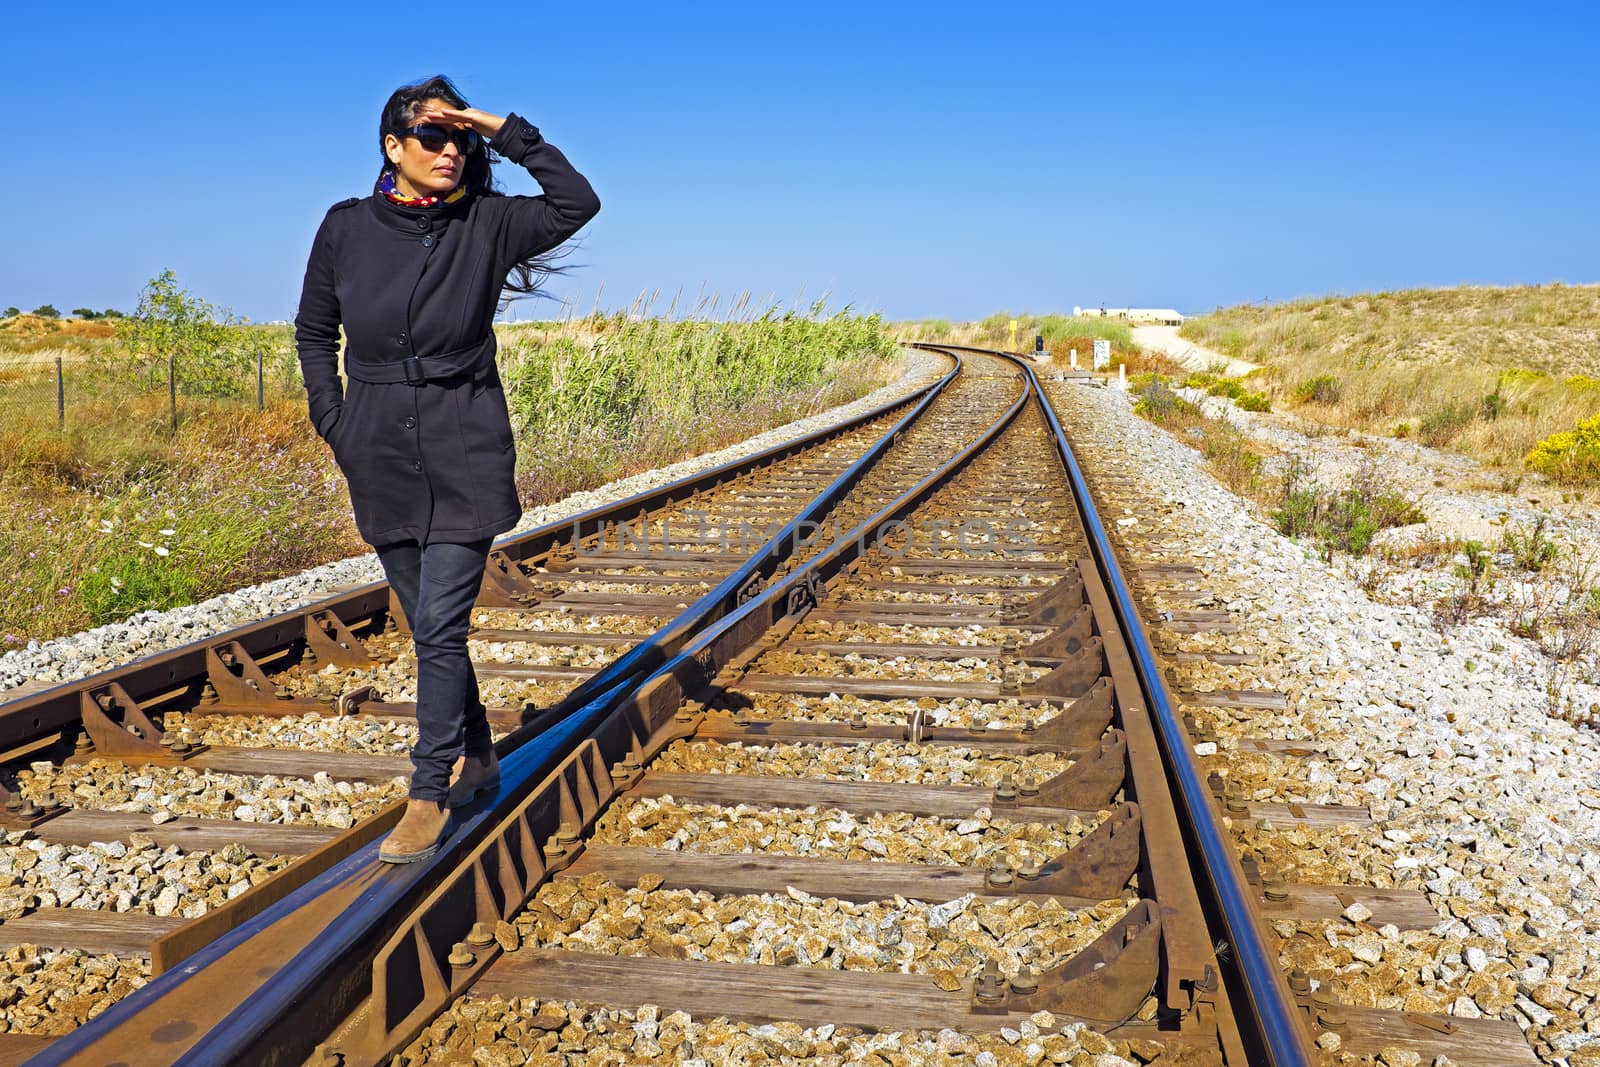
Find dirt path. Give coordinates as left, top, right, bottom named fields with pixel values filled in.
left=1131, top=325, right=1259, bottom=377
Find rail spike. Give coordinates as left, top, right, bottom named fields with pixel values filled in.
left=979, top=899, right=1162, bottom=1022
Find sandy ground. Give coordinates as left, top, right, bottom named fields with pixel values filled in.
left=1132, top=324, right=1259, bottom=377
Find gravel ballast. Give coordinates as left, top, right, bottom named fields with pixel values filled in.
left=1048, top=376, right=1600, bottom=1066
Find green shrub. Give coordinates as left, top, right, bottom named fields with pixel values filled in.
left=1525, top=413, right=1600, bottom=483
left=1133, top=379, right=1200, bottom=424
left=109, top=269, right=255, bottom=399
left=1418, top=403, right=1476, bottom=446
left=1236, top=391, right=1271, bottom=412
left=1271, top=456, right=1423, bottom=557
left=1479, top=390, right=1507, bottom=421
left=31, top=304, right=60, bottom=319
left=1292, top=374, right=1343, bottom=405
left=1502, top=516, right=1558, bottom=571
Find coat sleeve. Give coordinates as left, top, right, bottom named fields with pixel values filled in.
left=293, top=205, right=347, bottom=440
left=487, top=113, right=601, bottom=266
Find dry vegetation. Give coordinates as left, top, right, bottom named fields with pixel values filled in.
left=0, top=299, right=902, bottom=644
left=898, top=312, right=1183, bottom=378
left=1180, top=285, right=1600, bottom=483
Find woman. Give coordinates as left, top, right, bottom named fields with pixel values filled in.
left=294, top=76, right=600, bottom=863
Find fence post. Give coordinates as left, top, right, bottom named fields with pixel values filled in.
left=257, top=347, right=264, bottom=412
left=56, top=356, right=64, bottom=431
left=169, top=351, right=177, bottom=431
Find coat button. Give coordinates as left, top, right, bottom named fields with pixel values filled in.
left=415, top=218, right=428, bottom=230
left=421, top=234, right=435, bottom=248
left=412, top=460, right=423, bottom=472
left=404, top=416, right=416, bottom=429
left=398, top=332, right=408, bottom=344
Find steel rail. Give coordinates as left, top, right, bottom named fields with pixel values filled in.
left=534, top=352, right=962, bottom=717
left=919, top=342, right=1314, bottom=1066
left=298, top=355, right=1039, bottom=1066
left=22, top=347, right=987, bottom=1066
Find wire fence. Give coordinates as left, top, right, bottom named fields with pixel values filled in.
left=0, top=351, right=307, bottom=433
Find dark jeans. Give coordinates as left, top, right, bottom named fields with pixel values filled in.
left=377, top=538, right=494, bottom=802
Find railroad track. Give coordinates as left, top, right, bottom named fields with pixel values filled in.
left=0, top=346, right=1542, bottom=1066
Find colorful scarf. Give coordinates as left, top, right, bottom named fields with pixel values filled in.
left=379, top=171, right=467, bottom=208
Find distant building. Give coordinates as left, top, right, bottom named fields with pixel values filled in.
left=1072, top=306, right=1184, bottom=325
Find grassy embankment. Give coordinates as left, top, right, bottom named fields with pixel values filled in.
left=0, top=307, right=901, bottom=645
left=1133, top=288, right=1599, bottom=714
left=1179, top=285, right=1600, bottom=486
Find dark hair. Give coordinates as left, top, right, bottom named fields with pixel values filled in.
left=378, top=74, right=566, bottom=300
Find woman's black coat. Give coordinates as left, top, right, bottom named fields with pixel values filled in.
left=294, top=114, right=599, bottom=547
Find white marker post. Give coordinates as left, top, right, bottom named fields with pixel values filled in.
left=1069, top=349, right=1078, bottom=369
left=1118, top=363, right=1127, bottom=390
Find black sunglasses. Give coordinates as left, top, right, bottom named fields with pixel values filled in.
left=401, top=123, right=481, bottom=154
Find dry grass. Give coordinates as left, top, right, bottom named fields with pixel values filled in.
left=0, top=308, right=903, bottom=643
left=1181, top=285, right=1600, bottom=480
left=0, top=315, right=118, bottom=361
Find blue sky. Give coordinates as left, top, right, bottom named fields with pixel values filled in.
left=8, top=1, right=1598, bottom=322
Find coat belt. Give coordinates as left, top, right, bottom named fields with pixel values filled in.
left=345, top=335, right=496, bottom=385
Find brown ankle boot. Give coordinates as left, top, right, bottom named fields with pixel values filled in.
left=379, top=798, right=450, bottom=863
left=448, top=750, right=502, bottom=808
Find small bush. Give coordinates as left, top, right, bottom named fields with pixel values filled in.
left=1236, top=391, right=1271, bottom=412
left=1502, top=516, right=1558, bottom=571
left=1393, top=422, right=1412, bottom=438
left=31, top=304, right=60, bottom=319
left=110, top=269, right=255, bottom=399
left=1292, top=374, right=1344, bottom=405
left=1525, top=414, right=1600, bottom=484
left=1133, top=379, right=1199, bottom=424
left=1271, top=455, right=1423, bottom=557
left=1418, top=403, right=1476, bottom=446
left=1480, top=390, right=1507, bottom=421
left=1197, top=422, right=1264, bottom=494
